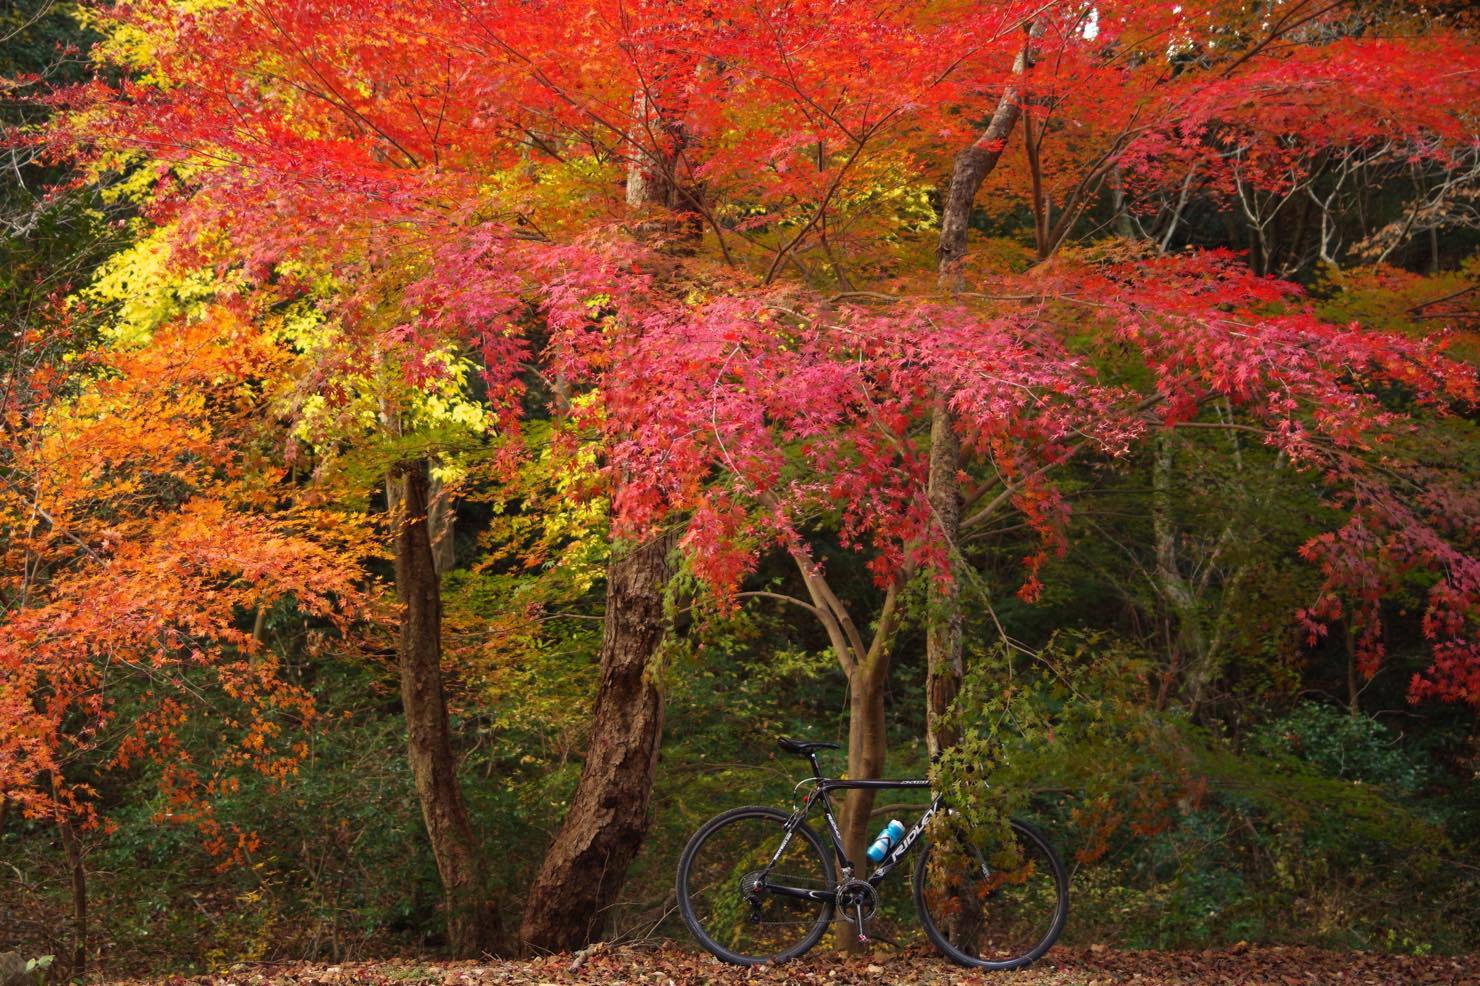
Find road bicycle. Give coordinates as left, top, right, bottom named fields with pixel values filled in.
left=676, top=738, right=1068, bottom=969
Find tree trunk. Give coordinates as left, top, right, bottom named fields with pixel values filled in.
left=1111, top=165, right=1137, bottom=239
left=837, top=654, right=888, bottom=950
left=925, top=400, right=964, bottom=758
left=1150, top=434, right=1215, bottom=714
left=937, top=26, right=1038, bottom=289
left=519, top=77, right=697, bottom=953
left=393, top=459, right=502, bottom=957
left=428, top=471, right=456, bottom=576
left=923, top=404, right=988, bottom=948
left=927, top=27, right=1040, bottom=753
left=511, top=82, right=694, bottom=954
left=57, top=815, right=86, bottom=979
left=626, top=89, right=676, bottom=211
left=777, top=543, right=902, bottom=952
left=518, top=529, right=676, bottom=953
left=843, top=658, right=889, bottom=863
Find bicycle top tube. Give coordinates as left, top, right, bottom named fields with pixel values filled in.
left=815, top=777, right=932, bottom=793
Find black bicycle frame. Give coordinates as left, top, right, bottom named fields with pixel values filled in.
left=757, top=753, right=941, bottom=904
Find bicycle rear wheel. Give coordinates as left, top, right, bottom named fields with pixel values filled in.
left=912, top=817, right=1068, bottom=970
left=676, top=805, right=835, bottom=965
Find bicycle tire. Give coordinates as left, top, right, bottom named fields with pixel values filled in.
left=912, top=817, right=1068, bottom=970
left=676, top=805, right=835, bottom=965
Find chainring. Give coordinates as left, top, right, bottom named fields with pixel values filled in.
left=835, top=878, right=879, bottom=923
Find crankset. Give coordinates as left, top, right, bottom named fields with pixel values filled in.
left=835, top=878, right=879, bottom=942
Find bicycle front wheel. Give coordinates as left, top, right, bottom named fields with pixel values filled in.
left=676, top=805, right=835, bottom=965
left=912, top=817, right=1068, bottom=970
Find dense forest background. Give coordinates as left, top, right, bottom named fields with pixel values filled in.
left=2, top=1, right=1478, bottom=979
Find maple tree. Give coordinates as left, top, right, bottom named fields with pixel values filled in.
left=0, top=289, right=377, bottom=969
left=6, top=0, right=1477, bottom=966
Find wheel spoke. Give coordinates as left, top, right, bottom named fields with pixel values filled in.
left=915, top=820, right=1067, bottom=969
left=679, top=808, right=834, bottom=964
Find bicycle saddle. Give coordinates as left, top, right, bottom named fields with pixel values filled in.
left=777, top=738, right=840, bottom=756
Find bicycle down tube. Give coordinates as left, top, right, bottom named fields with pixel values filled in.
left=759, top=776, right=936, bottom=902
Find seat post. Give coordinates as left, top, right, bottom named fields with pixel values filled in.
left=808, top=753, right=824, bottom=779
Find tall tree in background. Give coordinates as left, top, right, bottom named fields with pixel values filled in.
left=517, top=86, right=692, bottom=950
left=392, top=456, right=502, bottom=954
left=926, top=18, right=1040, bottom=760
left=287, top=309, right=510, bottom=956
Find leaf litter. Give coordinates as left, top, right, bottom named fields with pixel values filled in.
left=108, top=943, right=1479, bottom=986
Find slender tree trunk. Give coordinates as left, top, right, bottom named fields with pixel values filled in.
left=927, top=30, right=1037, bottom=756
left=837, top=654, right=888, bottom=951
left=1111, top=166, right=1137, bottom=239
left=1150, top=435, right=1215, bottom=714
left=925, top=400, right=964, bottom=758
left=518, top=529, right=676, bottom=953
left=843, top=657, right=890, bottom=862
left=393, top=459, right=502, bottom=957
left=57, top=815, right=86, bottom=979
left=937, top=94, right=1024, bottom=286
left=937, top=24, right=1038, bottom=289
left=923, top=405, right=988, bottom=949
left=775, top=539, right=903, bottom=951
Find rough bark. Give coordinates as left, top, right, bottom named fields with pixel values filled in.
left=518, top=108, right=692, bottom=951
left=922, top=404, right=985, bottom=950
left=518, top=529, right=677, bottom=953
left=936, top=29, right=1038, bottom=289
left=428, top=471, right=456, bottom=576
left=393, top=459, right=502, bottom=957
left=626, top=89, right=678, bottom=211
left=624, top=87, right=703, bottom=248
left=389, top=464, right=456, bottom=575
left=925, top=400, right=964, bottom=758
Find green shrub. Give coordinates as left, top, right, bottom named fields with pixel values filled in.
left=937, top=632, right=1477, bottom=953
left=1251, top=703, right=1429, bottom=792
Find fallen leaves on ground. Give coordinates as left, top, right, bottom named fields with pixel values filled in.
left=109, top=943, right=1480, bottom=986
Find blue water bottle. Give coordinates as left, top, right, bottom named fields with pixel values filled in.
left=866, top=819, right=906, bottom=863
